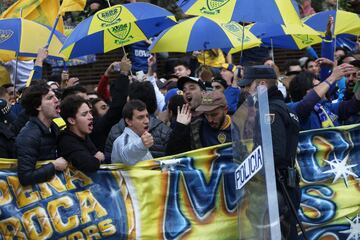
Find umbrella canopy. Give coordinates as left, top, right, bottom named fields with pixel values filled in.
left=0, top=18, right=65, bottom=60
left=61, top=3, right=176, bottom=59
left=149, top=16, right=261, bottom=53
left=303, top=10, right=360, bottom=37
left=246, top=22, right=321, bottom=50
left=177, top=0, right=301, bottom=24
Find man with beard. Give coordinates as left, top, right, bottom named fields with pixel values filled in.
left=16, top=83, right=68, bottom=186
left=111, top=100, right=154, bottom=165
left=166, top=91, right=231, bottom=155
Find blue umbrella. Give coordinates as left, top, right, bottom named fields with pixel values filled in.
left=247, top=22, right=321, bottom=50
left=149, top=16, right=261, bottom=53
left=61, top=3, right=176, bottom=59
left=177, top=0, right=302, bottom=24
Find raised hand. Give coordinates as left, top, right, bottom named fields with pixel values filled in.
left=327, top=63, right=356, bottom=84
left=176, top=104, right=192, bottom=125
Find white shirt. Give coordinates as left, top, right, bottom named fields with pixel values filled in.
left=111, top=127, right=153, bottom=165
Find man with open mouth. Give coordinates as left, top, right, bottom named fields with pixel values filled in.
left=58, top=95, right=105, bottom=172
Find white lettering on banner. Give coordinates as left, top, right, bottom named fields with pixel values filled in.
left=235, top=146, right=263, bottom=190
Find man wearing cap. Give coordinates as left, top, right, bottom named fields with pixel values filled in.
left=211, top=79, right=228, bottom=93
left=166, top=91, right=231, bottom=155
left=220, top=63, right=241, bottom=114
left=177, top=76, right=206, bottom=119
left=238, top=65, right=301, bottom=239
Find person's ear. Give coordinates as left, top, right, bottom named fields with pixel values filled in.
left=67, top=117, right=76, bottom=125
left=125, top=118, right=132, bottom=127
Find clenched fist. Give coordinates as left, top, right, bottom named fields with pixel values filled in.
left=52, top=157, right=68, bottom=171
left=94, top=151, right=105, bottom=162
left=141, top=131, right=154, bottom=148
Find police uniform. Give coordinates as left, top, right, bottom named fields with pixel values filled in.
left=239, top=65, right=301, bottom=240
left=268, top=85, right=301, bottom=240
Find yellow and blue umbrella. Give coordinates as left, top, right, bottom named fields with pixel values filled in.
left=245, top=22, right=321, bottom=50
left=149, top=16, right=261, bottom=53
left=303, top=10, right=360, bottom=37
left=177, top=0, right=301, bottom=24
left=61, top=3, right=176, bottom=59
left=0, top=18, right=65, bottom=61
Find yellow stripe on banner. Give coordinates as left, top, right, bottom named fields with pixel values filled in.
left=104, top=22, right=147, bottom=52
left=274, top=0, right=301, bottom=25
left=184, top=0, right=237, bottom=22
left=88, top=5, right=137, bottom=35
left=150, top=17, right=197, bottom=53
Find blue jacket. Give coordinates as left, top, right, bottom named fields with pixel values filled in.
left=224, top=86, right=240, bottom=115
left=288, top=90, right=360, bottom=130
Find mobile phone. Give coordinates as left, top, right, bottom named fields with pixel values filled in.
left=136, top=70, right=145, bottom=81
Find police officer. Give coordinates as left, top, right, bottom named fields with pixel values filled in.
left=238, top=65, right=301, bottom=239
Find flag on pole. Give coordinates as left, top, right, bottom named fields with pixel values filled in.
left=0, top=0, right=64, bottom=33
left=59, top=0, right=86, bottom=15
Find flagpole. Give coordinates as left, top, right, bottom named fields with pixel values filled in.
left=270, top=38, right=274, bottom=63
left=240, top=22, right=245, bottom=64
left=14, top=8, right=23, bottom=95
left=121, top=46, right=133, bottom=76
left=46, top=15, right=60, bottom=48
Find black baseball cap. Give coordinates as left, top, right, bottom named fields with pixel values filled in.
left=177, top=76, right=206, bottom=91
left=238, top=65, right=277, bottom=87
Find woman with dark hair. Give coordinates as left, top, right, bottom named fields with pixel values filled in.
left=288, top=63, right=360, bottom=130
left=58, top=95, right=104, bottom=172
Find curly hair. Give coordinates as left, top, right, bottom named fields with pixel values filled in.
left=20, top=83, right=50, bottom=117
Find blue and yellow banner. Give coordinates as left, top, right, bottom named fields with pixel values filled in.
left=0, top=124, right=359, bottom=239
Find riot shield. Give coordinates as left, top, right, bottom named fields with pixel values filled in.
left=232, top=85, right=281, bottom=240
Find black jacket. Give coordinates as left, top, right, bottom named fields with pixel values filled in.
left=16, top=117, right=59, bottom=186
left=90, top=73, right=129, bottom=151
left=0, top=122, right=16, bottom=158
left=267, top=86, right=300, bottom=170
left=58, top=130, right=100, bottom=172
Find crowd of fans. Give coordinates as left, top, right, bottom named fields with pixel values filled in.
left=0, top=2, right=359, bottom=238
left=0, top=0, right=358, bottom=176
